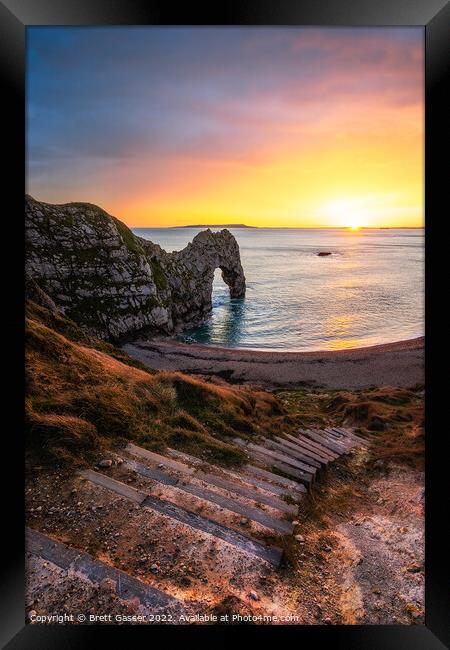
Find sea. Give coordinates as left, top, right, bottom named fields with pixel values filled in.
left=132, top=227, right=424, bottom=352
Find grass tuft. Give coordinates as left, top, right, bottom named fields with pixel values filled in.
left=25, top=301, right=283, bottom=468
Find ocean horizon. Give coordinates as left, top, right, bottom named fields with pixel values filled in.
left=132, top=226, right=424, bottom=352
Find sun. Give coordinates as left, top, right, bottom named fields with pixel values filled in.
left=347, top=217, right=361, bottom=231
left=324, top=198, right=367, bottom=230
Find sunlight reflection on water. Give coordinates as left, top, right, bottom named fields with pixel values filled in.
left=133, top=227, right=424, bottom=351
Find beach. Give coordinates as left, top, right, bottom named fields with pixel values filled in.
left=21, top=24, right=428, bottom=633
left=135, top=227, right=424, bottom=353
left=122, top=336, right=424, bottom=390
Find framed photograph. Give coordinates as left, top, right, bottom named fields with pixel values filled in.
left=1, top=0, right=448, bottom=647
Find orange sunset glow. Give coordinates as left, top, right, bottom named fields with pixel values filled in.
left=27, top=27, right=423, bottom=228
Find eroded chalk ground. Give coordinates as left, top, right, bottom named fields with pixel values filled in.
left=25, top=447, right=423, bottom=625
left=335, top=465, right=424, bottom=624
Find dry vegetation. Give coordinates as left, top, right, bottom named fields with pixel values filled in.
left=25, top=300, right=425, bottom=624
left=26, top=301, right=284, bottom=468
left=277, top=384, right=424, bottom=470
left=26, top=299, right=424, bottom=476
left=272, top=387, right=424, bottom=624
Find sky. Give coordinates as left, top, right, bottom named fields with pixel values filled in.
left=26, top=27, right=424, bottom=228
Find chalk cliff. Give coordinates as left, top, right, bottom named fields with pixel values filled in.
left=25, top=195, right=246, bottom=340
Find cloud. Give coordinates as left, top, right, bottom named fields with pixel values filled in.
left=26, top=27, right=423, bottom=224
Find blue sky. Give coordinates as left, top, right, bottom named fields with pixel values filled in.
left=26, top=27, right=423, bottom=227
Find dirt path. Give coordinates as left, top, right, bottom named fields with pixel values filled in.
left=288, top=451, right=425, bottom=625
left=25, top=442, right=424, bottom=625
left=335, top=465, right=424, bottom=623
left=122, top=337, right=424, bottom=389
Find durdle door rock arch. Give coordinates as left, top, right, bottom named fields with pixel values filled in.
left=25, top=195, right=246, bottom=341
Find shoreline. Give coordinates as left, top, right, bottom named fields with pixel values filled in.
left=168, top=335, right=424, bottom=356
left=122, top=336, right=424, bottom=389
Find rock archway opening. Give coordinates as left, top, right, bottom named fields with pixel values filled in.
left=212, top=266, right=246, bottom=303
left=218, top=265, right=246, bottom=299
left=212, top=267, right=230, bottom=305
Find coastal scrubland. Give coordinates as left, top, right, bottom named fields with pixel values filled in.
left=26, top=297, right=423, bottom=474
left=25, top=299, right=424, bottom=624
left=26, top=300, right=280, bottom=468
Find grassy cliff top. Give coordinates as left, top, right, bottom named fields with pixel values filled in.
left=25, top=301, right=285, bottom=468
left=25, top=299, right=423, bottom=472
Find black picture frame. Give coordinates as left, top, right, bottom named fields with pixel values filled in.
left=1, top=0, right=448, bottom=647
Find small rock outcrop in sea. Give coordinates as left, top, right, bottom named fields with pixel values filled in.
left=25, top=195, right=246, bottom=340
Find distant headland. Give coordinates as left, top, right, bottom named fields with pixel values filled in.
left=171, top=224, right=257, bottom=229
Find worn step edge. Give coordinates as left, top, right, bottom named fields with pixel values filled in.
left=275, top=435, right=329, bottom=465
left=246, top=451, right=313, bottom=487
left=275, top=434, right=331, bottom=462
left=284, top=432, right=337, bottom=460
left=126, top=443, right=195, bottom=475
left=323, top=428, right=355, bottom=447
left=247, top=442, right=317, bottom=475
left=298, top=434, right=340, bottom=461
left=327, top=426, right=361, bottom=444
left=228, top=470, right=304, bottom=501
left=333, top=427, right=367, bottom=443
left=330, top=427, right=368, bottom=445
left=331, top=426, right=359, bottom=438
left=166, top=447, right=205, bottom=467
left=244, top=464, right=307, bottom=493
left=26, top=527, right=185, bottom=616
left=195, top=470, right=298, bottom=516
left=125, top=458, right=294, bottom=534
left=304, top=431, right=347, bottom=454
left=128, top=444, right=297, bottom=514
left=264, top=439, right=322, bottom=469
left=247, top=445, right=316, bottom=478
left=234, top=439, right=316, bottom=477
left=322, top=427, right=345, bottom=440
left=167, top=447, right=298, bottom=504
left=164, top=447, right=303, bottom=501
left=315, top=429, right=350, bottom=452
left=166, top=448, right=299, bottom=510
left=292, top=432, right=338, bottom=459
left=81, top=470, right=283, bottom=568
left=299, top=430, right=347, bottom=455
left=81, top=469, right=147, bottom=503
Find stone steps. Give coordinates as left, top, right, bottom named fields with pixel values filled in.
left=298, top=429, right=352, bottom=455
left=161, top=446, right=306, bottom=501
left=261, top=439, right=322, bottom=469
left=83, top=430, right=360, bottom=568
left=328, top=427, right=368, bottom=446
left=274, top=435, right=331, bottom=465
left=287, top=432, right=338, bottom=460
left=123, top=458, right=293, bottom=535
left=28, top=463, right=293, bottom=618
left=113, top=431, right=359, bottom=567
left=233, top=438, right=314, bottom=487
left=165, top=448, right=298, bottom=513
left=161, top=445, right=308, bottom=500
left=81, top=469, right=283, bottom=567
left=27, top=426, right=364, bottom=621
left=26, top=527, right=185, bottom=619
left=121, top=447, right=295, bottom=538
left=126, top=443, right=299, bottom=514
